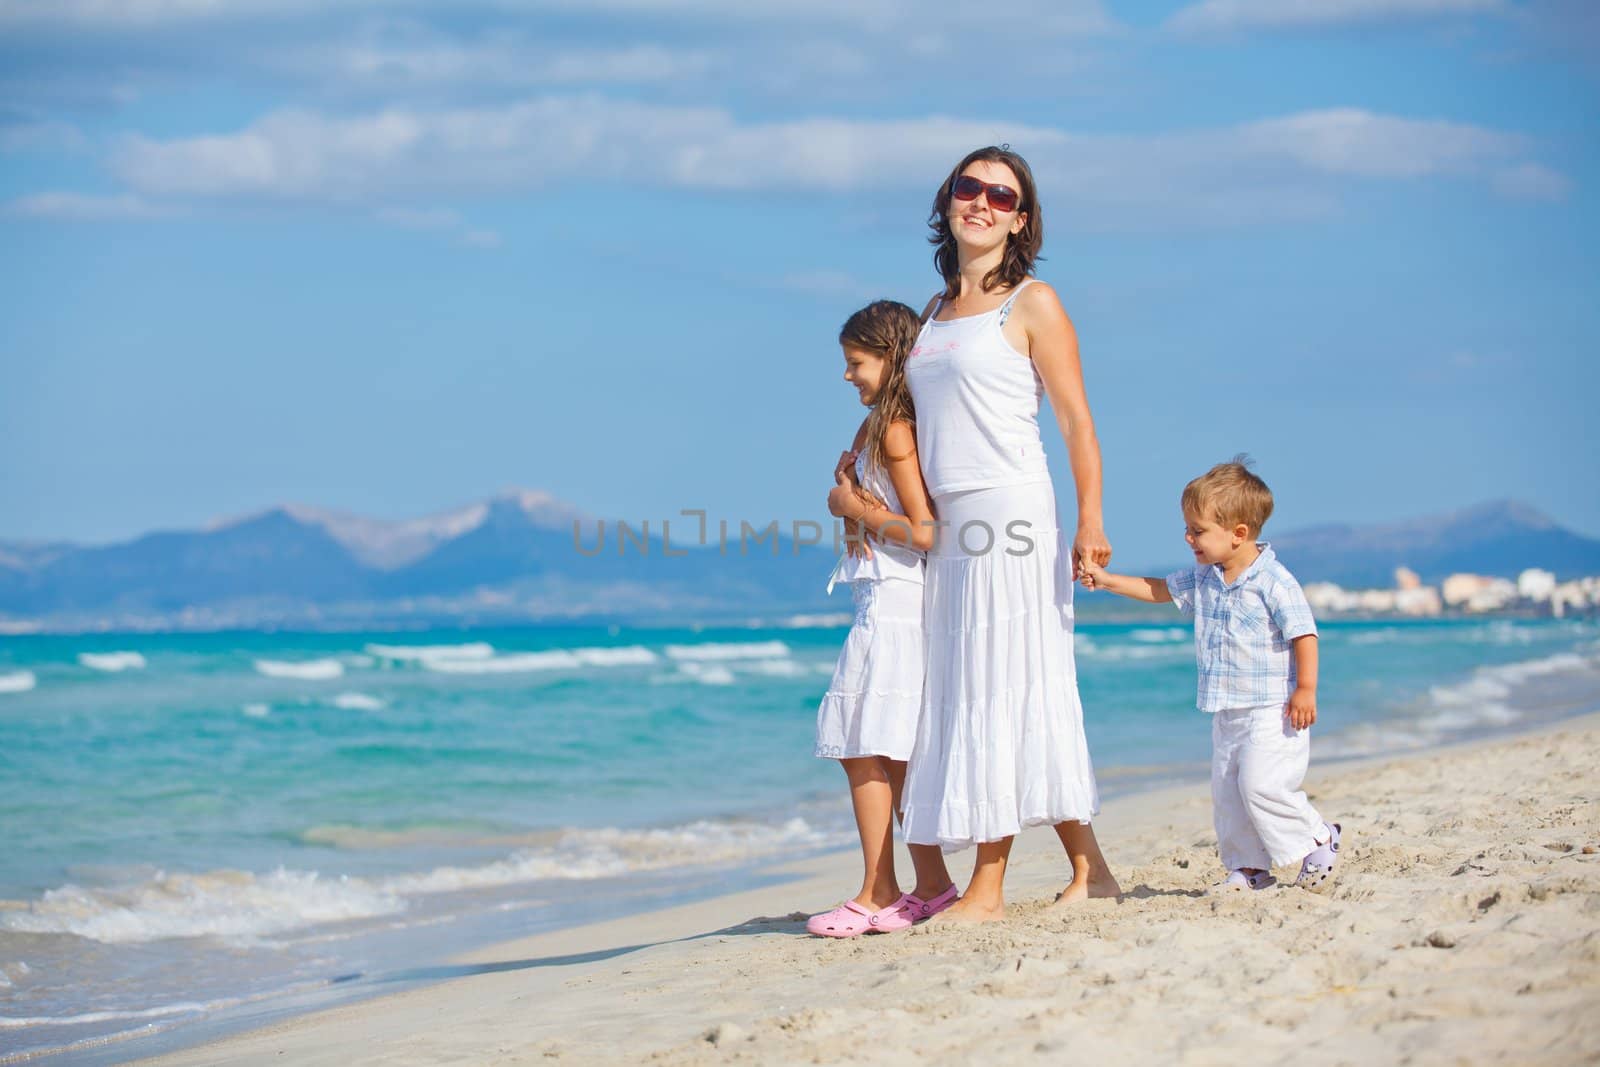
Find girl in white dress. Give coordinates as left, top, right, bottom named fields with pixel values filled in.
left=900, top=147, right=1121, bottom=922
left=807, top=301, right=956, bottom=938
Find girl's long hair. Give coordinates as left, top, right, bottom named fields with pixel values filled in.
left=928, top=145, right=1042, bottom=299
left=839, top=300, right=922, bottom=474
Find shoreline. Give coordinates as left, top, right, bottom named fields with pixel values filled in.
left=117, top=710, right=1600, bottom=1067
left=3, top=606, right=1592, bottom=637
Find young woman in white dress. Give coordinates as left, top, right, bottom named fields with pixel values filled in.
left=900, top=146, right=1121, bottom=922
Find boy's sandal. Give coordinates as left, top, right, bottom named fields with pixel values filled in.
left=1209, top=868, right=1277, bottom=895
left=1294, top=822, right=1343, bottom=893
left=869, top=884, right=961, bottom=933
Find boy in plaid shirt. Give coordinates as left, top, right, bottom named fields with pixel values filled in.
left=1080, top=459, right=1342, bottom=893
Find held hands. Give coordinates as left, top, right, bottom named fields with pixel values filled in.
left=1286, top=687, right=1318, bottom=730
left=1077, top=554, right=1107, bottom=590
left=1072, top=523, right=1111, bottom=580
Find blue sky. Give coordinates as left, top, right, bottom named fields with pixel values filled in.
left=2, top=0, right=1596, bottom=570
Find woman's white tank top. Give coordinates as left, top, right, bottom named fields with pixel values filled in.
left=904, top=279, right=1052, bottom=498
left=825, top=449, right=926, bottom=592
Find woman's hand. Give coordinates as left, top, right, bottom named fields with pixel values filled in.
left=1072, top=523, right=1111, bottom=578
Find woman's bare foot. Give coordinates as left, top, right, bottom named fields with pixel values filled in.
left=1048, top=869, right=1122, bottom=908
left=928, top=896, right=1005, bottom=924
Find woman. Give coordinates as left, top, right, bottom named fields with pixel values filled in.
left=900, top=145, right=1121, bottom=921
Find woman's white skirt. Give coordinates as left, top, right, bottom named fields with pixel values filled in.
left=814, top=577, right=925, bottom=762
left=902, top=479, right=1099, bottom=851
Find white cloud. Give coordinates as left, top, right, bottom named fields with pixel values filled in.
left=6, top=191, right=166, bottom=219
left=1232, top=109, right=1522, bottom=177
left=774, top=271, right=873, bottom=298
left=276, top=32, right=714, bottom=91
left=0, top=0, right=283, bottom=27
left=0, top=4, right=1119, bottom=115
left=110, top=99, right=1045, bottom=200
left=107, top=99, right=1564, bottom=228
left=459, top=227, right=500, bottom=247
left=0, top=120, right=88, bottom=154
left=373, top=205, right=460, bottom=229
left=1491, top=162, right=1572, bottom=201
left=0, top=0, right=1116, bottom=32
left=1167, top=0, right=1504, bottom=33
left=372, top=204, right=502, bottom=246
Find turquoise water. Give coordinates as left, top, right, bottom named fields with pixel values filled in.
left=1, top=616, right=1597, bottom=1061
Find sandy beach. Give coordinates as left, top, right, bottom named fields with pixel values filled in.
left=138, top=716, right=1600, bottom=1067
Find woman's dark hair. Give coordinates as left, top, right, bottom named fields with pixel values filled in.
left=927, top=145, right=1042, bottom=299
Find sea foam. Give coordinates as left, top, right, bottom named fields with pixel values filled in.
left=0, top=999, right=236, bottom=1029
left=384, top=816, right=831, bottom=892
left=0, top=670, right=36, bottom=694
left=1320, top=648, right=1598, bottom=758
left=254, top=658, right=344, bottom=681
left=1, top=816, right=837, bottom=945
left=365, top=642, right=495, bottom=662
left=664, top=640, right=792, bottom=661
left=674, top=662, right=735, bottom=685
left=423, top=646, right=658, bottom=674
left=0, top=868, right=406, bottom=945
left=779, top=613, right=852, bottom=629
left=77, top=651, right=147, bottom=672
left=1129, top=627, right=1190, bottom=644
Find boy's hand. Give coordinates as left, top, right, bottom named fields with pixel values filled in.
left=1286, top=687, right=1317, bottom=730
left=1078, top=554, right=1107, bottom=590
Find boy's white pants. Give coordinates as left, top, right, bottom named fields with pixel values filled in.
left=1211, top=705, right=1325, bottom=871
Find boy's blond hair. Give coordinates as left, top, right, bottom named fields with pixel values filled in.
left=1182, top=456, right=1274, bottom=536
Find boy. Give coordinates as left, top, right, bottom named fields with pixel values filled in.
left=1079, top=459, right=1342, bottom=893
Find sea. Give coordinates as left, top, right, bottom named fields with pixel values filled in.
left=2, top=614, right=1598, bottom=1062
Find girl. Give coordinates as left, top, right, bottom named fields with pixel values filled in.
left=899, top=146, right=1120, bottom=921
left=808, top=300, right=957, bottom=937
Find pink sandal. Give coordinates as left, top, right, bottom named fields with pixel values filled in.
left=869, top=885, right=961, bottom=933
left=806, top=900, right=879, bottom=938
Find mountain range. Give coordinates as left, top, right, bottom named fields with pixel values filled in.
left=0, top=490, right=836, bottom=630
left=2, top=494, right=1595, bottom=631
left=1268, top=499, right=1600, bottom=590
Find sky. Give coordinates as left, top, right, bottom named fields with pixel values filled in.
left=1, top=0, right=1597, bottom=570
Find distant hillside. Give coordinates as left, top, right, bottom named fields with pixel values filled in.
left=0, top=490, right=838, bottom=630
left=2, top=496, right=1594, bottom=630
left=1270, top=500, right=1600, bottom=588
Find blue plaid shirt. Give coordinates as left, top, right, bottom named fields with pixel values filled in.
left=1166, top=543, right=1318, bottom=713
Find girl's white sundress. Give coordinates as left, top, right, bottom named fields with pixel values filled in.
left=899, top=279, right=1100, bottom=851
left=814, top=450, right=926, bottom=762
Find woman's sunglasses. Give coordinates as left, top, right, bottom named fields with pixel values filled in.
left=951, top=175, right=1020, bottom=213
